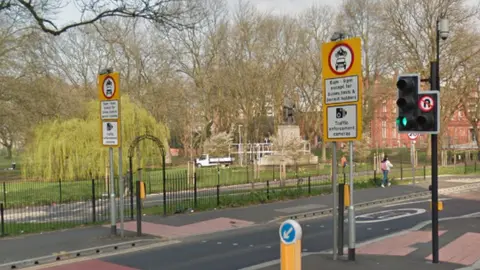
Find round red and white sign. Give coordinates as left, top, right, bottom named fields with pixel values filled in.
left=418, top=95, right=434, bottom=112
left=328, top=43, right=354, bottom=75
left=408, top=133, right=418, bottom=140
left=102, top=76, right=116, bottom=99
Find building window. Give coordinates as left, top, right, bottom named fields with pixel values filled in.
left=458, top=111, right=463, bottom=118
left=382, top=121, right=387, bottom=139
left=392, top=127, right=397, bottom=139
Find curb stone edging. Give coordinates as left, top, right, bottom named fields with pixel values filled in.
left=273, top=182, right=480, bottom=223
left=0, top=239, right=173, bottom=270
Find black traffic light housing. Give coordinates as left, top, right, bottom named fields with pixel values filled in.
left=416, top=91, right=440, bottom=134
left=396, top=74, right=420, bottom=132
left=395, top=73, right=440, bottom=134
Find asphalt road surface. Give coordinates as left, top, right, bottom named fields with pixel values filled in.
left=99, top=191, right=480, bottom=270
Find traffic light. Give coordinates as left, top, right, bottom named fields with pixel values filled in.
left=416, top=91, right=440, bottom=134
left=396, top=74, right=420, bottom=132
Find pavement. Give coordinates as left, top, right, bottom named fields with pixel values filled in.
left=248, top=213, right=480, bottom=270
left=1, top=175, right=480, bottom=269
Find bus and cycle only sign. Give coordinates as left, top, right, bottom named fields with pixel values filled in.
left=322, top=37, right=363, bottom=142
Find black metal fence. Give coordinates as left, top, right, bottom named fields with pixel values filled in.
left=1, top=160, right=479, bottom=237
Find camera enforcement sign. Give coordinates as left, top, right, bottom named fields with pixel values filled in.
left=321, top=37, right=363, bottom=142
left=98, top=72, right=121, bottom=147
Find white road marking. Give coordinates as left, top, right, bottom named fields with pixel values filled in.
left=355, top=208, right=426, bottom=224
left=383, top=198, right=452, bottom=208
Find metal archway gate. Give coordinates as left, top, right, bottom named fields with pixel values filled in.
left=128, top=134, right=166, bottom=217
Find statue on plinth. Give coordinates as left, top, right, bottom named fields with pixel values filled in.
left=282, top=97, right=296, bottom=125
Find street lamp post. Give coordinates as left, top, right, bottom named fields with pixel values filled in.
left=431, top=17, right=448, bottom=264
left=239, top=125, right=243, bottom=166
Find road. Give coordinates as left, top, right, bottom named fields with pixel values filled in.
left=92, top=188, right=480, bottom=270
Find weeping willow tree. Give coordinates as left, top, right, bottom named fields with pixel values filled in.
left=22, top=95, right=170, bottom=181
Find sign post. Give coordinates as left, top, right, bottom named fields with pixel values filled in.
left=322, top=36, right=363, bottom=261
left=98, top=70, right=121, bottom=236
left=408, top=133, right=418, bottom=185
left=279, top=219, right=302, bottom=270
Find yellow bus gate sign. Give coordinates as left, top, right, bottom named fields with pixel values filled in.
left=321, top=37, right=363, bottom=142
left=98, top=72, right=121, bottom=147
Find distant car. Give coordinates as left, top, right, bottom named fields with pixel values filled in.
left=195, top=154, right=234, bottom=167
left=105, top=80, right=113, bottom=96
left=335, top=56, right=346, bottom=70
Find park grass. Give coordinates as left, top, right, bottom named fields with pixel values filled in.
left=0, top=164, right=478, bottom=209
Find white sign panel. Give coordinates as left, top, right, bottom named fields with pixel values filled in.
left=325, top=76, right=359, bottom=104
left=101, top=100, right=119, bottom=120
left=102, top=77, right=116, bottom=98
left=327, top=105, right=357, bottom=139
left=329, top=44, right=354, bottom=74
left=102, top=121, right=118, bottom=145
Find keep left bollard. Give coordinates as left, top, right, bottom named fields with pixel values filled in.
left=279, top=219, right=302, bottom=270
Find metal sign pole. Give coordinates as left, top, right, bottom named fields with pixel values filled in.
left=118, top=146, right=124, bottom=237
left=332, top=142, right=338, bottom=260
left=109, top=147, right=116, bottom=235
left=411, top=141, right=416, bottom=185
left=348, top=141, right=356, bottom=260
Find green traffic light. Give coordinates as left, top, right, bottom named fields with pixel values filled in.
left=396, top=117, right=408, bottom=127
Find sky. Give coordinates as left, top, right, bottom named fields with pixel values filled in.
left=54, top=0, right=340, bottom=26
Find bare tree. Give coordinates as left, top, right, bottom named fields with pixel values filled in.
left=1, top=0, right=204, bottom=36
left=294, top=4, right=336, bottom=162
left=375, top=0, right=480, bottom=156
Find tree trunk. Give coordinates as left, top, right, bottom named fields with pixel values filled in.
left=321, top=142, right=327, bottom=162
left=6, top=144, right=12, bottom=159
left=426, top=136, right=431, bottom=159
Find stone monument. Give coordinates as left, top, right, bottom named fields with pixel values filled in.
left=257, top=98, right=318, bottom=166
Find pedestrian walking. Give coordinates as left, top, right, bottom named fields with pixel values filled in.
left=381, top=156, right=393, bottom=188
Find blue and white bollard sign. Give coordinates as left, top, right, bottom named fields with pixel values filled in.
left=279, top=219, right=302, bottom=270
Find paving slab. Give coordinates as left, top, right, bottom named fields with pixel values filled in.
left=255, top=253, right=464, bottom=270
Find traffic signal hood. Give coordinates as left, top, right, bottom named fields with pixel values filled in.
left=416, top=92, right=439, bottom=133
left=396, top=74, right=420, bottom=132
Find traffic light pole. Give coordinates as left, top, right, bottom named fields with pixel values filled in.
left=430, top=61, right=439, bottom=263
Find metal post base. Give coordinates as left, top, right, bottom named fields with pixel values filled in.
left=348, top=248, right=355, bottom=261
left=111, top=225, right=117, bottom=236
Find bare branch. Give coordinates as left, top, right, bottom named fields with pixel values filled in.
left=9, top=0, right=203, bottom=36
